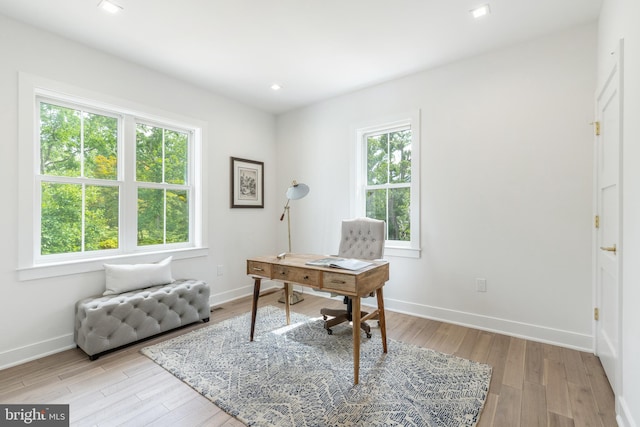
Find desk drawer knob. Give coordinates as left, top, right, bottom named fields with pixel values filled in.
left=304, top=275, right=309, bottom=280
left=252, top=267, right=264, bottom=271
left=331, top=279, right=346, bottom=284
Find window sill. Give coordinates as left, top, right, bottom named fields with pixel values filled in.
left=17, top=247, right=209, bottom=281
left=385, top=246, right=421, bottom=259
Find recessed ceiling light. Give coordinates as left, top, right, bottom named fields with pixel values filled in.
left=98, top=0, right=123, bottom=14
left=271, top=84, right=282, bottom=91
left=470, top=4, right=490, bottom=19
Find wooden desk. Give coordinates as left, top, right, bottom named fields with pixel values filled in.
left=246, top=253, right=390, bottom=385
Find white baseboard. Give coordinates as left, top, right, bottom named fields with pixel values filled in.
left=306, top=289, right=593, bottom=352
left=0, top=284, right=592, bottom=371
left=618, top=395, right=637, bottom=427
left=0, top=334, right=76, bottom=370
left=210, top=281, right=282, bottom=307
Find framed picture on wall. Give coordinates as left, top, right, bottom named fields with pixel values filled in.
left=230, top=157, right=264, bottom=208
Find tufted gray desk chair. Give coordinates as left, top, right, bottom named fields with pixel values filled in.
left=321, top=217, right=385, bottom=337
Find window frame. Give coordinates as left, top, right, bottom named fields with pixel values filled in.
left=353, top=111, right=421, bottom=258
left=18, top=73, right=208, bottom=280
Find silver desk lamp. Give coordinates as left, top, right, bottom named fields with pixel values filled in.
left=278, top=180, right=310, bottom=304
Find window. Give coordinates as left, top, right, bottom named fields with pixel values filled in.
left=135, top=123, right=191, bottom=247
left=354, top=112, right=420, bottom=258
left=18, top=74, right=206, bottom=279
left=39, top=101, right=121, bottom=256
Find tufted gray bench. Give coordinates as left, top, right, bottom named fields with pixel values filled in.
left=75, top=279, right=210, bottom=360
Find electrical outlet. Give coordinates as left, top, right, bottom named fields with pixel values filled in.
left=476, top=278, right=487, bottom=292
left=217, top=265, right=224, bottom=276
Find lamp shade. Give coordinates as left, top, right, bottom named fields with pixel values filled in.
left=286, top=181, right=309, bottom=200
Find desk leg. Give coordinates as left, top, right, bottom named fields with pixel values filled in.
left=250, top=277, right=261, bottom=341
left=284, top=282, right=291, bottom=325
left=376, top=286, right=388, bottom=353
left=353, top=296, right=361, bottom=385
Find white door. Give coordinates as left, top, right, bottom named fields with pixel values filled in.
left=594, top=40, right=623, bottom=392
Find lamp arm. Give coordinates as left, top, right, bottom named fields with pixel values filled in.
left=279, top=199, right=291, bottom=221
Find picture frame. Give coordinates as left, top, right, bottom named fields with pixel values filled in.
left=230, top=157, right=264, bottom=208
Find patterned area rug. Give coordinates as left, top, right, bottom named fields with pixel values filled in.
left=141, top=306, right=491, bottom=426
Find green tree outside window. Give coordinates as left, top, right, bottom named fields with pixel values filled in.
left=365, top=129, right=411, bottom=241
left=136, top=124, right=189, bottom=246
left=39, top=102, right=191, bottom=256
left=39, top=102, right=119, bottom=255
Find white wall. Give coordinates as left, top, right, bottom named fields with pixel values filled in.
left=598, top=1, right=640, bottom=426
left=276, top=24, right=597, bottom=350
left=0, top=15, right=278, bottom=368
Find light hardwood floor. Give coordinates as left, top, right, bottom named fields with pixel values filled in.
left=0, top=291, right=616, bottom=426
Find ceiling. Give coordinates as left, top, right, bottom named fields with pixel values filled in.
left=0, top=0, right=602, bottom=114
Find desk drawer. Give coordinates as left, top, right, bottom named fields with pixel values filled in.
left=247, top=260, right=272, bottom=277
left=274, top=266, right=321, bottom=287
left=323, top=272, right=356, bottom=293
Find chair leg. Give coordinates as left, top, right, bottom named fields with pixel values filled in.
left=360, top=320, right=372, bottom=338
left=321, top=309, right=372, bottom=338
left=323, top=313, right=349, bottom=328
left=321, top=307, right=348, bottom=319
left=321, top=295, right=375, bottom=337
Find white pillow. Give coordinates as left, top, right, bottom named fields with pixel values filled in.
left=103, top=256, right=174, bottom=295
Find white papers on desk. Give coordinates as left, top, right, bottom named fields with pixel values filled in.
left=305, top=258, right=373, bottom=271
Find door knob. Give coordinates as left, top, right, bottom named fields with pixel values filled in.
left=600, top=244, right=617, bottom=254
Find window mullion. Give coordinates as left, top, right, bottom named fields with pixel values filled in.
left=161, top=128, right=166, bottom=184
left=122, top=115, right=137, bottom=252
left=163, top=188, right=167, bottom=245
left=80, top=110, right=85, bottom=178
left=162, top=129, right=167, bottom=244
left=80, top=112, right=85, bottom=251
left=81, top=184, right=86, bottom=253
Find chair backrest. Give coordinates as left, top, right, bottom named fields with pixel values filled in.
left=338, top=217, right=385, bottom=260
